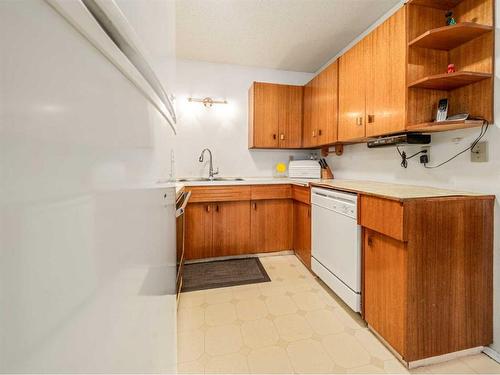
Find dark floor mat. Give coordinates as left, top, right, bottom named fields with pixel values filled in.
left=181, top=257, right=271, bottom=292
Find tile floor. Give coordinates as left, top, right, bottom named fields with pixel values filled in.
left=176, top=255, right=500, bottom=374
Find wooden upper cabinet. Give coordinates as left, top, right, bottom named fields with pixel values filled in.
left=249, top=82, right=279, bottom=148
left=302, top=61, right=339, bottom=147
left=339, top=36, right=369, bottom=142
left=366, top=7, right=406, bottom=137
left=316, top=61, right=339, bottom=146
left=278, top=84, right=303, bottom=148
left=248, top=82, right=303, bottom=149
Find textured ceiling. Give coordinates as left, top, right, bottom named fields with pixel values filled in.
left=176, top=0, right=401, bottom=73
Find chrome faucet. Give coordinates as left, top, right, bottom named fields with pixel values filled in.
left=198, top=148, right=219, bottom=180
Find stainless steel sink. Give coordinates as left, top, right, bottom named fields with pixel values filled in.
left=177, top=177, right=244, bottom=182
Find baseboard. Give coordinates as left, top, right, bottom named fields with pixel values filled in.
left=185, top=250, right=294, bottom=264
left=408, top=347, right=484, bottom=369
left=483, top=346, right=500, bottom=364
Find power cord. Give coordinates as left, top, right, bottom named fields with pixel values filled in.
left=397, top=146, right=427, bottom=168
left=423, top=120, right=489, bottom=169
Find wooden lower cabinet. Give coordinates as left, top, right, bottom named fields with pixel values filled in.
left=185, top=202, right=213, bottom=260
left=363, top=229, right=407, bottom=355
left=361, top=195, right=494, bottom=363
left=293, top=201, right=311, bottom=268
left=251, top=199, right=293, bottom=252
left=212, top=201, right=251, bottom=257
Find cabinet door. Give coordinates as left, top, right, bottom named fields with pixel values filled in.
left=302, top=79, right=315, bottom=147
left=339, top=36, right=369, bottom=141
left=278, top=85, right=303, bottom=148
left=184, top=203, right=213, bottom=260
left=251, top=82, right=280, bottom=148
left=316, top=61, right=338, bottom=146
left=364, top=229, right=407, bottom=356
left=212, top=201, right=251, bottom=256
left=366, top=8, right=406, bottom=137
left=293, top=201, right=311, bottom=268
left=251, top=199, right=293, bottom=252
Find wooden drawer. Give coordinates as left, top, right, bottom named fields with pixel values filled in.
left=187, top=186, right=251, bottom=203
left=360, top=195, right=405, bottom=241
left=292, top=185, right=310, bottom=204
left=251, top=184, right=292, bottom=200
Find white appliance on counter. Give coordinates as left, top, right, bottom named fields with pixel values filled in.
left=311, top=187, right=361, bottom=312
left=289, top=160, right=321, bottom=179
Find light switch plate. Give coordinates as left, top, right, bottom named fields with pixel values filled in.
left=471, top=141, right=488, bottom=162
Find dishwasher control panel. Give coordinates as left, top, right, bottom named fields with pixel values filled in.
left=311, top=187, right=357, bottom=219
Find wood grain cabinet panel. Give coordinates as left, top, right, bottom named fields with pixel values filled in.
left=249, top=82, right=303, bottom=149
left=364, top=229, right=407, bottom=355
left=251, top=184, right=292, bottom=200
left=293, top=201, right=311, bottom=268
left=251, top=199, right=293, bottom=252
left=360, top=195, right=405, bottom=241
left=212, top=201, right=251, bottom=256
left=185, top=202, right=213, bottom=260
left=302, top=79, right=315, bottom=148
left=339, top=36, right=369, bottom=141
left=366, top=7, right=406, bottom=137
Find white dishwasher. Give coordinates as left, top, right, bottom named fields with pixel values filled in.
left=311, top=187, right=361, bottom=312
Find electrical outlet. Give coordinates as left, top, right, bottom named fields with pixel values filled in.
left=471, top=141, right=488, bottom=162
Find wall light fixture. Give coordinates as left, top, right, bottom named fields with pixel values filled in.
left=188, top=97, right=228, bottom=107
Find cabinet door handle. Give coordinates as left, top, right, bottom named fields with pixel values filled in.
left=367, top=236, right=373, bottom=247
left=356, top=117, right=363, bottom=126
left=273, top=134, right=277, bottom=140
left=253, top=202, right=257, bottom=210
left=368, top=115, right=375, bottom=124
left=312, top=130, right=316, bottom=138
left=318, top=129, right=322, bottom=136
left=307, top=208, right=311, bottom=218
left=280, top=133, right=285, bottom=140
left=206, top=205, right=210, bottom=213
left=215, top=204, right=219, bottom=212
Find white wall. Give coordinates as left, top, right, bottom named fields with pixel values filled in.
left=174, top=59, right=314, bottom=178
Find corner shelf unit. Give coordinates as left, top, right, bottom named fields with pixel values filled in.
left=406, top=0, right=463, bottom=10
left=405, top=0, right=494, bottom=128
left=408, top=71, right=491, bottom=90
left=406, top=119, right=485, bottom=133
left=408, top=22, right=492, bottom=50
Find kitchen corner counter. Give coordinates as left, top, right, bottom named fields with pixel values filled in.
left=311, top=179, right=493, bottom=201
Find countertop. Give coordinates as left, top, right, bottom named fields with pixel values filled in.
left=174, top=177, right=491, bottom=201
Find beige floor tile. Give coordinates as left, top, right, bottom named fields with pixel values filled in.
left=322, top=332, right=372, bottom=369
left=332, top=306, right=366, bottom=330
left=305, top=309, right=344, bottom=335
left=204, top=352, right=249, bottom=374
left=425, top=359, right=474, bottom=374
left=265, top=295, right=298, bottom=316
left=236, top=298, right=269, bottom=321
left=205, top=324, right=243, bottom=356
left=241, top=318, right=279, bottom=349
left=292, top=290, right=327, bottom=311
left=177, top=329, right=205, bottom=363
left=354, top=329, right=395, bottom=361
left=287, top=338, right=335, bottom=373
left=247, top=346, right=294, bottom=374
left=179, top=291, right=206, bottom=309
left=460, top=354, right=500, bottom=374
left=233, top=286, right=263, bottom=301
left=285, top=279, right=317, bottom=293
left=259, top=283, right=288, bottom=297
left=204, top=289, right=234, bottom=305
left=178, top=306, right=205, bottom=333
left=348, top=364, right=386, bottom=373
left=423, top=359, right=475, bottom=374
left=273, top=314, right=313, bottom=342
left=384, top=359, right=410, bottom=374
left=177, top=360, right=205, bottom=374
left=205, top=302, right=237, bottom=326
